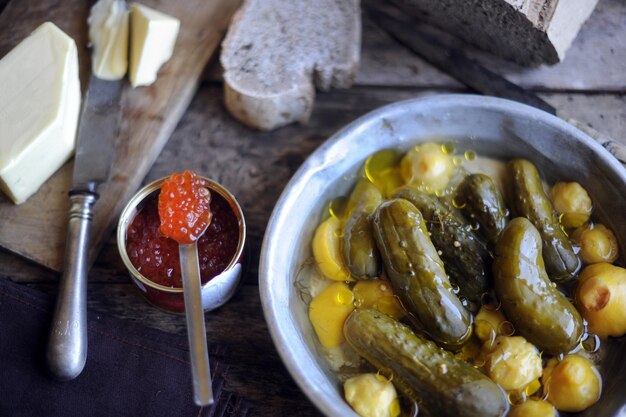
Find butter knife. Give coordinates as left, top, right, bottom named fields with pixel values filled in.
left=46, top=75, right=122, bottom=380
left=367, top=3, right=626, bottom=167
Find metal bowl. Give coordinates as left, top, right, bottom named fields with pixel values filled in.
left=259, top=95, right=626, bottom=416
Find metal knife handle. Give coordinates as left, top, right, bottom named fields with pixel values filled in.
left=46, top=192, right=96, bottom=380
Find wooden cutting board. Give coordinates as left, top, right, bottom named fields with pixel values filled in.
left=0, top=0, right=240, bottom=272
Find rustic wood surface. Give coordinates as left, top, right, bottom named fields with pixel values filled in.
left=0, top=0, right=241, bottom=272
left=1, top=0, right=625, bottom=416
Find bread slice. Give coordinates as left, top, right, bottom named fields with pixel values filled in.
left=220, top=0, right=361, bottom=131
left=391, top=0, right=598, bottom=65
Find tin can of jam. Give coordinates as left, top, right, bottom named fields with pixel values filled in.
left=117, top=176, right=246, bottom=313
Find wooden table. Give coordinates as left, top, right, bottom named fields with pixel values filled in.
left=1, top=1, right=624, bottom=415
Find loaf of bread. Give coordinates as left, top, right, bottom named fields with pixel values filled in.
left=390, top=0, right=598, bottom=65
left=220, top=0, right=361, bottom=131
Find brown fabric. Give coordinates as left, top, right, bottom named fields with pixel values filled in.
left=0, top=277, right=248, bottom=417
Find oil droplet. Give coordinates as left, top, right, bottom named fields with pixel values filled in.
left=498, top=321, right=515, bottom=337
left=435, top=189, right=444, bottom=197
left=464, top=150, right=476, bottom=161
left=507, top=390, right=526, bottom=406
left=328, top=196, right=349, bottom=220
left=453, top=240, right=461, bottom=248
left=474, top=358, right=486, bottom=368
left=452, top=197, right=466, bottom=209
left=582, top=334, right=601, bottom=353
left=441, top=143, right=455, bottom=155
left=374, top=372, right=390, bottom=383
left=379, top=283, right=389, bottom=292
left=376, top=367, right=394, bottom=382
left=470, top=222, right=480, bottom=231
left=438, top=363, right=448, bottom=374
left=437, top=250, right=443, bottom=256
left=452, top=156, right=463, bottom=166
left=399, top=240, right=408, bottom=248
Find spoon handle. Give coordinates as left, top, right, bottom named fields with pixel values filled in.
left=179, top=243, right=214, bottom=406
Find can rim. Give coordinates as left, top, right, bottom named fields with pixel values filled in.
left=116, top=176, right=247, bottom=294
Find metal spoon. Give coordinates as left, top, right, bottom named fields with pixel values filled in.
left=179, top=238, right=213, bottom=406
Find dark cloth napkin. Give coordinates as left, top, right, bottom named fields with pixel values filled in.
left=0, top=277, right=248, bottom=417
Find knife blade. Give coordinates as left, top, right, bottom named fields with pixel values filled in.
left=367, top=2, right=626, bottom=167
left=46, top=75, right=122, bottom=380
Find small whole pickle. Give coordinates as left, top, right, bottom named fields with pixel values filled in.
left=372, top=199, right=472, bottom=349
left=457, top=173, right=509, bottom=245
left=507, top=159, right=581, bottom=282
left=343, top=179, right=384, bottom=279
left=493, top=217, right=583, bottom=354
left=394, top=187, right=490, bottom=304
left=344, top=309, right=508, bottom=417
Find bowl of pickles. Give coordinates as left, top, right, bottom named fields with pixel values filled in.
left=259, top=94, right=626, bottom=417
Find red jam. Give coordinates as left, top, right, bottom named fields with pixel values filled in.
left=158, top=171, right=212, bottom=244
left=126, top=185, right=240, bottom=288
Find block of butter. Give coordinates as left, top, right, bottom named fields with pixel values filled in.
left=89, top=0, right=130, bottom=80
left=130, top=3, right=180, bottom=87
left=0, top=22, right=81, bottom=204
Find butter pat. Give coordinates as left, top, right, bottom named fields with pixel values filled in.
left=129, top=3, right=180, bottom=87
left=89, top=0, right=130, bottom=80
left=0, top=22, right=81, bottom=204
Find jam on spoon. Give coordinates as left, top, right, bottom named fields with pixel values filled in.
left=158, top=170, right=213, bottom=244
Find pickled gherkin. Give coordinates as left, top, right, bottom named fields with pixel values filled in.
left=394, top=187, right=490, bottom=304
left=507, top=159, right=581, bottom=282
left=493, top=217, right=583, bottom=354
left=344, top=309, right=508, bottom=417
left=457, top=173, right=509, bottom=245
left=343, top=179, right=383, bottom=279
left=372, top=199, right=472, bottom=349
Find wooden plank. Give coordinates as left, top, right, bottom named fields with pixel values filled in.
left=357, top=0, right=626, bottom=91
left=0, top=0, right=241, bottom=272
